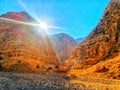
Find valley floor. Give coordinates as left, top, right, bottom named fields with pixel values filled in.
left=0, top=72, right=69, bottom=90
left=0, top=72, right=120, bottom=90
left=70, top=76, right=120, bottom=90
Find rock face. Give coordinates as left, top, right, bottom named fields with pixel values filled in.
left=73, top=0, right=120, bottom=61
left=50, top=33, right=77, bottom=61
left=59, top=0, right=120, bottom=78
left=0, top=12, right=59, bottom=72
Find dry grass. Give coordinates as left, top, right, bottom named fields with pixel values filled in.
left=70, top=76, right=120, bottom=90
left=68, top=53, right=120, bottom=79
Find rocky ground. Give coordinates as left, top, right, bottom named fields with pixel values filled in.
left=0, top=72, right=69, bottom=90
left=0, top=72, right=120, bottom=90
left=0, top=72, right=70, bottom=90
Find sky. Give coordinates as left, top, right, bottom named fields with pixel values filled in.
left=0, top=0, right=110, bottom=39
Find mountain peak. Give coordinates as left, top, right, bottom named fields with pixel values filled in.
left=0, top=12, right=32, bottom=21
left=0, top=12, right=59, bottom=72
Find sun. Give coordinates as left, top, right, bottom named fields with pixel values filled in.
left=0, top=17, right=67, bottom=32
left=39, top=22, right=48, bottom=30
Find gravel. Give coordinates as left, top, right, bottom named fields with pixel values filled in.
left=0, top=72, right=71, bottom=90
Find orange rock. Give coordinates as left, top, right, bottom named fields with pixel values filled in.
left=60, top=0, right=120, bottom=78
left=0, top=12, right=60, bottom=72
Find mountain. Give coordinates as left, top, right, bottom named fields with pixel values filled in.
left=0, top=12, right=59, bottom=72
left=75, top=37, right=85, bottom=44
left=0, top=12, right=33, bottom=21
left=50, top=33, right=77, bottom=61
left=59, top=0, right=120, bottom=78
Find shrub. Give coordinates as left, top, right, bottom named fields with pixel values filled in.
left=36, top=65, right=40, bottom=69
left=18, top=60, right=21, bottom=63
left=55, top=65, right=59, bottom=68
left=0, top=56, right=3, bottom=60
left=0, top=64, right=3, bottom=70
left=47, top=67, right=52, bottom=70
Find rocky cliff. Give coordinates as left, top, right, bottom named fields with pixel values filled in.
left=0, top=12, right=59, bottom=72
left=59, top=0, right=120, bottom=78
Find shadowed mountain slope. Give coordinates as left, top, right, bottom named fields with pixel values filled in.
left=50, top=33, right=77, bottom=61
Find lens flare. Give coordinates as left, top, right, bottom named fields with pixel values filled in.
left=18, top=0, right=68, bottom=31
left=0, top=17, right=67, bottom=30
left=39, top=22, right=48, bottom=30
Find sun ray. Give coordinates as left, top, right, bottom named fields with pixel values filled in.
left=0, top=17, right=67, bottom=30
left=18, top=0, right=68, bottom=31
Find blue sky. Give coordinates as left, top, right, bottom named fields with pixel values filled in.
left=0, top=0, right=110, bottom=38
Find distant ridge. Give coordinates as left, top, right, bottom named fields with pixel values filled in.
left=75, top=37, right=85, bottom=44
left=50, top=33, right=77, bottom=61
